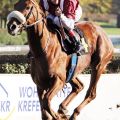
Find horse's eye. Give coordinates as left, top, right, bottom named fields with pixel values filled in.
left=26, top=6, right=30, bottom=10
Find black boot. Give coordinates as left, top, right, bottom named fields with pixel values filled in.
left=72, top=36, right=85, bottom=55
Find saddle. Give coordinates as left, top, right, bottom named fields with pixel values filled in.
left=47, top=19, right=89, bottom=55
left=57, top=27, right=89, bottom=55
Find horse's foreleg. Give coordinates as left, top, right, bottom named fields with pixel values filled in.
left=37, top=87, right=49, bottom=120
left=58, top=78, right=84, bottom=118
left=70, top=62, right=107, bottom=120
left=43, top=76, right=64, bottom=120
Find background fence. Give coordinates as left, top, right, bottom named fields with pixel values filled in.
left=0, top=45, right=120, bottom=73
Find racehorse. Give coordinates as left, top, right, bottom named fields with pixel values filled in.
left=7, top=0, right=114, bottom=120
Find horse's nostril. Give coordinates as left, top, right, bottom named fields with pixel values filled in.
left=10, top=24, right=16, bottom=30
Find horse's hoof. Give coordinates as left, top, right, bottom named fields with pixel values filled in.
left=58, top=109, right=69, bottom=115
left=58, top=105, right=69, bottom=114
left=51, top=112, right=61, bottom=120
left=58, top=106, right=69, bottom=120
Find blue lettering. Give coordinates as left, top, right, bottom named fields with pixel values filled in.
left=19, top=87, right=26, bottom=98
left=27, top=87, right=32, bottom=98
left=0, top=101, right=5, bottom=112
left=36, top=101, right=40, bottom=111
left=0, top=101, right=10, bottom=112
left=19, top=87, right=38, bottom=98
left=31, top=101, right=35, bottom=111
left=6, top=101, right=10, bottom=112
left=23, top=101, right=27, bottom=111
left=28, top=101, right=31, bottom=111
left=33, top=87, right=38, bottom=97
left=18, top=100, right=40, bottom=112
left=18, top=101, right=23, bottom=112
left=57, top=86, right=71, bottom=97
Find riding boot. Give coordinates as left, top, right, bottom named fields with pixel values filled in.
left=72, top=36, right=85, bottom=55
left=69, top=30, right=85, bottom=55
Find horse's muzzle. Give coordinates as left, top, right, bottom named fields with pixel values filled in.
left=7, top=19, right=22, bottom=36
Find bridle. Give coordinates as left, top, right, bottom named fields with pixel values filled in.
left=19, top=0, right=44, bottom=30
left=8, top=0, right=50, bottom=53
left=24, top=0, right=50, bottom=53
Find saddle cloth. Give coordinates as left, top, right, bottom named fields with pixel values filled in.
left=47, top=19, right=89, bottom=55
left=57, top=27, right=89, bottom=55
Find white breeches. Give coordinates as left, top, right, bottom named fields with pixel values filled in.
left=47, top=5, right=82, bottom=30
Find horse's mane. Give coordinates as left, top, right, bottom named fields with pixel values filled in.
left=31, top=0, right=45, bottom=14
left=30, top=0, right=39, bottom=7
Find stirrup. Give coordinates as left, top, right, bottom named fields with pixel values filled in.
left=74, top=44, right=85, bottom=56
left=81, top=37, right=89, bottom=53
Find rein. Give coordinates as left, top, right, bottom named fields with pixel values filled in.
left=25, top=0, right=50, bottom=53
left=7, top=0, right=50, bottom=53
left=25, top=18, right=43, bottom=28
left=23, top=0, right=44, bottom=29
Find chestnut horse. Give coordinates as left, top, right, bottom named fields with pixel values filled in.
left=7, top=0, right=114, bottom=120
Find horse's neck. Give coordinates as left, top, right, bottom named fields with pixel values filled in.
left=27, top=25, right=44, bottom=57
left=27, top=25, right=51, bottom=88
left=27, top=23, right=58, bottom=58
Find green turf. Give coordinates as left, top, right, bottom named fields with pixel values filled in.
left=95, top=21, right=120, bottom=35
left=0, top=21, right=120, bottom=45
left=103, top=28, right=120, bottom=35
left=0, top=29, right=27, bottom=45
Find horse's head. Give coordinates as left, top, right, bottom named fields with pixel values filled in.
left=7, top=0, right=43, bottom=36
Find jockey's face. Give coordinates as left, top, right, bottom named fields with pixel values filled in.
left=50, top=0, right=59, bottom=5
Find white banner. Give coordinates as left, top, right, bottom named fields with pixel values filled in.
left=0, top=74, right=120, bottom=120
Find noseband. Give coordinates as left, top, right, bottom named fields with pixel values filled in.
left=16, top=0, right=44, bottom=29
left=24, top=1, right=44, bottom=28
left=25, top=0, right=50, bottom=53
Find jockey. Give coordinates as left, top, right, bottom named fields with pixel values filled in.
left=39, top=0, right=84, bottom=54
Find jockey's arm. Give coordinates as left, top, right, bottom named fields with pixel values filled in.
left=55, top=2, right=82, bottom=30
left=54, top=15, right=75, bottom=30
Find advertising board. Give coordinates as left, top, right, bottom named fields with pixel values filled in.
left=0, top=74, right=120, bottom=120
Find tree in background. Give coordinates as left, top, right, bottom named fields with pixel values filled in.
left=0, top=0, right=120, bottom=28
left=80, top=0, right=112, bottom=13
left=0, top=0, right=17, bottom=28
left=80, top=0, right=120, bottom=27
left=112, top=0, right=120, bottom=28
left=80, top=0, right=112, bottom=21
left=0, top=0, right=10, bottom=28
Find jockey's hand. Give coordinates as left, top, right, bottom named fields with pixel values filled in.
left=55, top=7, right=62, bottom=16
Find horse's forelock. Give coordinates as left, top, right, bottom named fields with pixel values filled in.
left=7, top=11, right=26, bottom=24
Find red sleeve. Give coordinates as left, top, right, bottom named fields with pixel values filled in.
left=63, top=0, right=78, bottom=19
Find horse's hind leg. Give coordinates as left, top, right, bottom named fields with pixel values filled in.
left=43, top=76, right=64, bottom=120
left=69, top=59, right=110, bottom=120
left=58, top=78, right=84, bottom=118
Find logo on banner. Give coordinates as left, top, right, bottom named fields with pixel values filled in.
left=0, top=83, right=15, bottom=120
left=0, top=78, right=71, bottom=120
